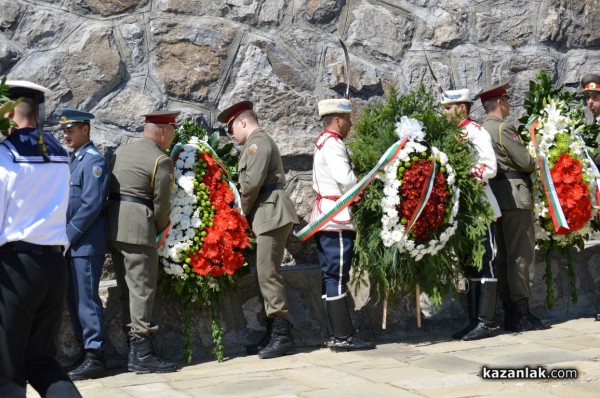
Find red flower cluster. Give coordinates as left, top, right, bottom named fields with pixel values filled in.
left=189, top=151, right=250, bottom=276
left=398, top=159, right=449, bottom=241
left=550, top=153, right=591, bottom=234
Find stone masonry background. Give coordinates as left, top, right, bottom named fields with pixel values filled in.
left=2, top=0, right=600, bottom=360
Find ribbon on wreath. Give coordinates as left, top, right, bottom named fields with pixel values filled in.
left=527, top=118, right=569, bottom=233
left=295, top=138, right=409, bottom=241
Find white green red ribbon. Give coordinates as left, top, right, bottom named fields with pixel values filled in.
left=528, top=118, right=569, bottom=232
left=295, top=138, right=408, bottom=241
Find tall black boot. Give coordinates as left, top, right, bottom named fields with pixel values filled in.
left=452, top=282, right=480, bottom=339
left=245, top=317, right=273, bottom=355
left=321, top=297, right=334, bottom=347
left=513, top=299, right=548, bottom=331
left=327, top=296, right=375, bottom=352
left=68, top=349, right=107, bottom=381
left=258, top=316, right=296, bottom=359
left=462, top=281, right=498, bottom=341
left=128, top=337, right=177, bottom=374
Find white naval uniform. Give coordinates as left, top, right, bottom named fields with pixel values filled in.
left=310, top=129, right=357, bottom=232
left=0, top=137, right=69, bottom=247
left=459, top=118, right=502, bottom=219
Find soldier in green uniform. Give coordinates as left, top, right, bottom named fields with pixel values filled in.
left=217, top=100, right=299, bottom=359
left=106, top=111, right=180, bottom=373
left=580, top=73, right=600, bottom=321
left=477, top=83, right=546, bottom=332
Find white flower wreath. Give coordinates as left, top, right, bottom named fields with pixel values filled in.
left=158, top=136, right=205, bottom=278
left=379, top=140, right=460, bottom=262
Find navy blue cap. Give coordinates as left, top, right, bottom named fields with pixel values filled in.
left=58, top=108, right=95, bottom=128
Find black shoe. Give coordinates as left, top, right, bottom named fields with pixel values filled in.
left=258, top=317, right=296, bottom=359
left=595, top=313, right=600, bottom=321
left=330, top=336, right=376, bottom=352
left=128, top=337, right=177, bottom=374
left=68, top=350, right=107, bottom=381
left=462, top=322, right=497, bottom=341
left=512, top=299, right=548, bottom=332
left=245, top=318, right=273, bottom=355
left=452, top=321, right=478, bottom=340
left=324, top=335, right=335, bottom=348
left=63, top=351, right=86, bottom=373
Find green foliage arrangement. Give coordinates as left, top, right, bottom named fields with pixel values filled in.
left=348, top=86, right=496, bottom=303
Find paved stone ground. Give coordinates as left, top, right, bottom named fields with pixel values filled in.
left=27, top=316, right=600, bottom=398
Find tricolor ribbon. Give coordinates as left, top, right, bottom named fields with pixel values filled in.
left=156, top=222, right=171, bottom=248
left=527, top=118, right=569, bottom=233
left=295, top=138, right=408, bottom=241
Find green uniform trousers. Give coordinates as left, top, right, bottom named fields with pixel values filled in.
left=109, top=241, right=159, bottom=338
left=494, top=209, right=535, bottom=302
left=256, top=223, right=293, bottom=319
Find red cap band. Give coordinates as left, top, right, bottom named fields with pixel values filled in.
left=479, top=88, right=507, bottom=101
left=145, top=115, right=176, bottom=124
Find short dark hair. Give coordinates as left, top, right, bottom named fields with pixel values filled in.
left=482, top=98, right=498, bottom=114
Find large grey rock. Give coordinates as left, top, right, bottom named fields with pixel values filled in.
left=0, top=35, right=20, bottom=75
left=473, top=1, right=535, bottom=47
left=72, top=0, right=150, bottom=17
left=540, top=0, right=600, bottom=48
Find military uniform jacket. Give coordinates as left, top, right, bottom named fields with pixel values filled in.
left=106, top=137, right=173, bottom=247
left=310, top=129, right=357, bottom=231
left=483, top=115, right=535, bottom=210
left=67, top=141, right=110, bottom=256
left=238, top=128, right=298, bottom=235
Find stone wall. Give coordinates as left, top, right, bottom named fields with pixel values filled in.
left=3, top=0, right=600, bottom=361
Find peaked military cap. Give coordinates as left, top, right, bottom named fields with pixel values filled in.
left=58, top=108, right=95, bottom=128
left=142, top=110, right=181, bottom=124
left=440, top=89, right=472, bottom=105
left=476, top=82, right=510, bottom=102
left=6, top=80, right=52, bottom=103
left=217, top=100, right=254, bottom=124
left=317, top=99, right=352, bottom=117
left=581, top=73, right=600, bottom=93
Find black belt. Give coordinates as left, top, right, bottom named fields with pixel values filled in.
left=491, top=171, right=530, bottom=182
left=0, top=241, right=63, bottom=255
left=109, top=193, right=154, bottom=209
left=259, top=183, right=284, bottom=195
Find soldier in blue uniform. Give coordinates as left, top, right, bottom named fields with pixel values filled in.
left=0, top=81, right=81, bottom=397
left=59, top=108, right=110, bottom=380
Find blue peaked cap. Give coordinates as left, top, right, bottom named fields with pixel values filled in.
left=58, top=108, right=95, bottom=128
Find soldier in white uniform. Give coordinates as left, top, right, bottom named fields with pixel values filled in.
left=442, top=89, right=501, bottom=341
left=0, top=81, right=81, bottom=397
left=311, top=98, right=375, bottom=352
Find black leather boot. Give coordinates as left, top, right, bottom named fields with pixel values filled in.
left=513, top=299, right=548, bottom=331
left=596, top=313, right=600, bottom=321
left=322, top=297, right=334, bottom=347
left=258, top=316, right=296, bottom=359
left=245, top=317, right=273, bottom=355
left=128, top=337, right=177, bottom=374
left=327, top=296, right=375, bottom=352
left=462, top=281, right=498, bottom=341
left=452, top=283, right=480, bottom=339
left=68, top=349, right=107, bottom=380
